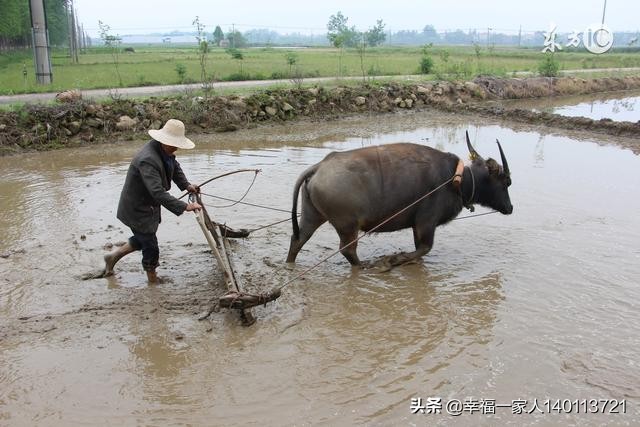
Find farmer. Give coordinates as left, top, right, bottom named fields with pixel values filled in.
left=103, top=119, right=202, bottom=283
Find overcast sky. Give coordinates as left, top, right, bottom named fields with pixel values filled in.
left=74, top=0, right=639, bottom=37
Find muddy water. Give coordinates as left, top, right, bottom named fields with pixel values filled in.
left=501, top=90, right=640, bottom=122
left=1, top=111, right=640, bottom=426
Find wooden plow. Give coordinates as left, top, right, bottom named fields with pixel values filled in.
left=191, top=194, right=280, bottom=326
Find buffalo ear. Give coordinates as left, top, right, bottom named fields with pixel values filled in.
left=486, top=158, right=500, bottom=176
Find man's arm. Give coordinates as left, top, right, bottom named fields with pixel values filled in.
left=139, top=161, right=188, bottom=215
left=173, top=160, right=190, bottom=191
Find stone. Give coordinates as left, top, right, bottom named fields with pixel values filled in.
left=282, top=102, right=294, bottom=112
left=55, top=89, right=81, bottom=103
left=67, top=121, right=81, bottom=134
left=416, top=85, right=431, bottom=94
left=229, top=99, right=247, bottom=109
left=404, top=98, right=413, bottom=108
left=394, top=97, right=403, bottom=105
left=355, top=96, right=366, bottom=106
left=115, top=115, right=137, bottom=130
left=307, top=88, right=319, bottom=96
left=80, top=131, right=94, bottom=142
left=265, top=106, right=277, bottom=116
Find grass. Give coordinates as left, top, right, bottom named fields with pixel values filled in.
left=1, top=45, right=640, bottom=95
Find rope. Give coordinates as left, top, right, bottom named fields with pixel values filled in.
left=199, top=192, right=292, bottom=213
left=454, top=210, right=497, bottom=220
left=178, top=168, right=261, bottom=200
left=247, top=216, right=296, bottom=233
left=198, top=172, right=258, bottom=209
left=276, top=174, right=456, bottom=291
left=202, top=192, right=495, bottom=232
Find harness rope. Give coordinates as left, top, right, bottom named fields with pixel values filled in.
left=192, top=166, right=496, bottom=309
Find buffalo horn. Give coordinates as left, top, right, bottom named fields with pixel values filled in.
left=466, top=130, right=483, bottom=161
left=496, top=139, right=510, bottom=176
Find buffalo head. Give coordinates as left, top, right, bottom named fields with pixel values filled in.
left=466, top=131, right=513, bottom=215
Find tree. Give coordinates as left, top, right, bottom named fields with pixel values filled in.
left=227, top=30, right=247, bottom=48
left=420, top=44, right=434, bottom=74
left=213, top=25, right=224, bottom=46
left=285, top=52, right=299, bottom=74
left=98, top=20, right=122, bottom=86
left=422, top=25, right=439, bottom=43
left=327, top=11, right=357, bottom=48
left=226, top=48, right=244, bottom=74
left=0, top=0, right=70, bottom=50
left=366, top=19, right=386, bottom=47
left=193, top=16, right=209, bottom=83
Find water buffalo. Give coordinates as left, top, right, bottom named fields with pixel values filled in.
left=286, top=131, right=512, bottom=267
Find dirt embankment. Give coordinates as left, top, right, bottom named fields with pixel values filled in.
left=1, top=76, right=639, bottom=155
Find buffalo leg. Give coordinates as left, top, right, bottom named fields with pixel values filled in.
left=286, top=195, right=326, bottom=263
left=337, top=228, right=361, bottom=266
left=385, top=225, right=435, bottom=267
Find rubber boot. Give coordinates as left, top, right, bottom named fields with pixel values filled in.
left=103, top=243, right=135, bottom=276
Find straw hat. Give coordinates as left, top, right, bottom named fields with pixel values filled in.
left=148, top=119, right=195, bottom=149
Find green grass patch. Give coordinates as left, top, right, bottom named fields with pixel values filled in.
left=2, top=45, right=640, bottom=95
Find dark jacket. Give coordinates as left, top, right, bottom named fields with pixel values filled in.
left=117, top=140, right=190, bottom=233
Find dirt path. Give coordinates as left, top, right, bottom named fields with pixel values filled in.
left=2, top=68, right=640, bottom=105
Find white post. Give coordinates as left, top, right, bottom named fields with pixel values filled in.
left=29, top=0, right=52, bottom=84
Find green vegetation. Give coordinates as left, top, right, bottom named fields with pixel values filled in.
left=98, top=21, right=123, bottom=86
left=0, top=0, right=69, bottom=48
left=538, top=53, right=560, bottom=77
left=1, top=45, right=640, bottom=95
left=419, top=44, right=434, bottom=74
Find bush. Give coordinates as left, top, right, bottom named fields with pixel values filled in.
left=175, top=63, right=187, bottom=83
left=538, top=54, right=560, bottom=77
left=420, top=56, right=434, bottom=74
left=224, top=72, right=249, bottom=81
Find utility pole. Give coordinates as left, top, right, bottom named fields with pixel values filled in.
left=518, top=25, right=522, bottom=47
left=67, top=0, right=79, bottom=63
left=601, top=0, right=608, bottom=24
left=29, top=0, right=52, bottom=84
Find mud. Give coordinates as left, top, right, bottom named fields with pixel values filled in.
left=2, top=111, right=640, bottom=425
left=1, top=76, right=640, bottom=155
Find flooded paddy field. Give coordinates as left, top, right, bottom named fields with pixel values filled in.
left=1, top=110, right=639, bottom=426
left=500, top=90, right=640, bottom=122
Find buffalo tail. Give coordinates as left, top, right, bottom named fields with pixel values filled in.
left=291, top=164, right=319, bottom=240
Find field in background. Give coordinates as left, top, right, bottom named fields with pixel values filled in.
left=2, top=45, right=640, bottom=95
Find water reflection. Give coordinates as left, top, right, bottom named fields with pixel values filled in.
left=298, top=266, right=504, bottom=422
left=500, top=90, right=640, bottom=122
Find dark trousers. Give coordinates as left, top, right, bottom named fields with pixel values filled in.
left=129, top=230, right=159, bottom=271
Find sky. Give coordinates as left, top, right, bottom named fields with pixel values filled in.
left=74, top=0, right=640, bottom=37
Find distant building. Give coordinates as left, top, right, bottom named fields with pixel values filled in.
left=162, top=37, right=172, bottom=43
left=219, top=39, right=230, bottom=48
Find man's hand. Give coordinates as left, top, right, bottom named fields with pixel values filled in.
left=185, top=202, right=202, bottom=212
left=187, top=184, right=200, bottom=194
